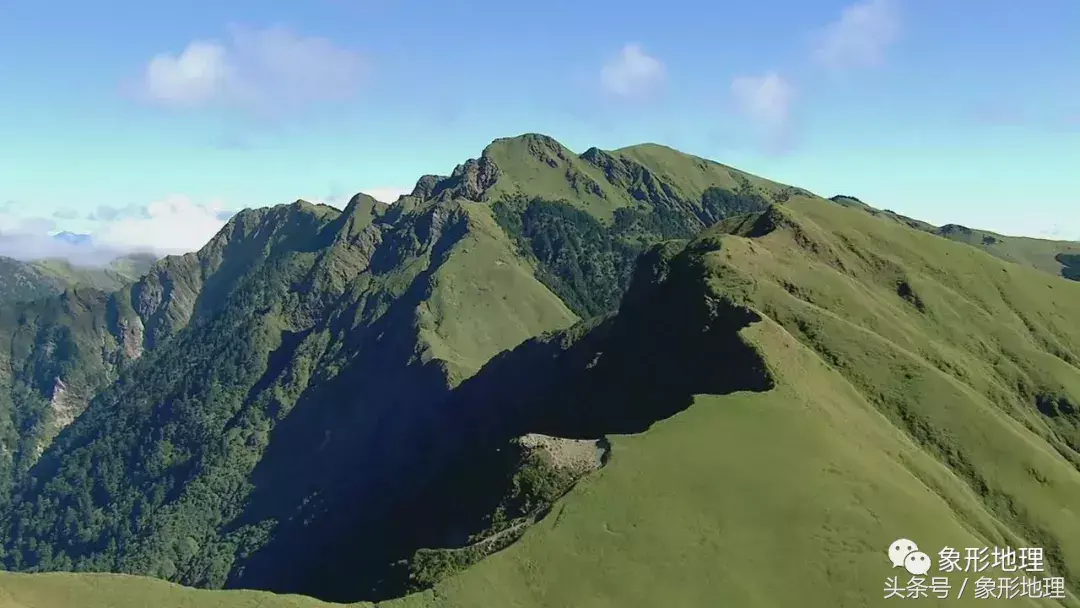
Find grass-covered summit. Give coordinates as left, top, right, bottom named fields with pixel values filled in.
left=1, top=135, right=1079, bottom=607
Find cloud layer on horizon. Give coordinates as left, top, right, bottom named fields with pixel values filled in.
left=0, top=186, right=417, bottom=265
left=0, top=196, right=232, bottom=264
left=92, top=196, right=233, bottom=253
left=360, top=186, right=412, bottom=204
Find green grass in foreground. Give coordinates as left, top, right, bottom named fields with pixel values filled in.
left=0, top=572, right=364, bottom=608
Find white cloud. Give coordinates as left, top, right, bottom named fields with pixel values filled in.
left=145, top=41, right=231, bottom=107
left=0, top=210, right=55, bottom=236
left=141, top=26, right=366, bottom=113
left=93, top=195, right=231, bottom=254
left=308, top=186, right=410, bottom=209
left=731, top=72, right=795, bottom=132
left=814, top=0, right=901, bottom=72
left=0, top=233, right=116, bottom=265
left=363, top=186, right=412, bottom=204
left=986, top=212, right=1080, bottom=242
left=0, top=211, right=116, bottom=264
left=52, top=208, right=82, bottom=220
left=1041, top=226, right=1080, bottom=242
left=600, top=44, right=666, bottom=98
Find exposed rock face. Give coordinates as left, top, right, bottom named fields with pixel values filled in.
left=410, top=175, right=445, bottom=200
left=513, top=433, right=606, bottom=476
left=433, top=157, right=500, bottom=202
left=520, top=134, right=571, bottom=168
left=117, top=316, right=146, bottom=360
left=131, top=263, right=201, bottom=349
left=31, top=377, right=88, bottom=460
left=48, top=378, right=79, bottom=429
left=132, top=271, right=166, bottom=316
left=938, top=223, right=974, bottom=237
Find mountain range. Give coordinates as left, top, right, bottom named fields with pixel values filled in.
left=0, top=134, right=1078, bottom=608
left=829, top=195, right=1080, bottom=282
left=0, top=253, right=157, bottom=307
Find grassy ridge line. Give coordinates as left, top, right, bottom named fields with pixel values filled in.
left=28, top=254, right=157, bottom=292
left=0, top=255, right=150, bottom=308
left=829, top=195, right=1080, bottom=281
left=0, top=571, right=363, bottom=608
left=458, top=134, right=801, bottom=224
left=932, top=225, right=1080, bottom=279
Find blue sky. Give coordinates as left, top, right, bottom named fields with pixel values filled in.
left=0, top=0, right=1077, bottom=254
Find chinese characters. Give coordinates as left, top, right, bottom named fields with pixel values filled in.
left=884, top=540, right=1066, bottom=600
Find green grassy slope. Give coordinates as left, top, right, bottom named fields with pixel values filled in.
left=0, top=572, right=357, bottom=608
left=0, top=259, right=59, bottom=305
left=828, top=195, right=1080, bottom=280
left=417, top=202, right=577, bottom=379
left=934, top=224, right=1080, bottom=279
left=381, top=197, right=1080, bottom=607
